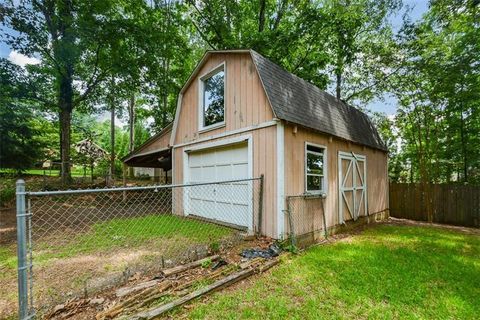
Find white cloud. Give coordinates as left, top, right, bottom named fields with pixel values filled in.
left=8, top=50, right=40, bottom=67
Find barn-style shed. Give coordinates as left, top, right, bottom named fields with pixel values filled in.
left=123, top=49, right=389, bottom=239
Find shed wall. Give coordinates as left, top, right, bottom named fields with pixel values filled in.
left=284, top=124, right=389, bottom=233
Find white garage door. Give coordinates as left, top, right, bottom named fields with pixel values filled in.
left=185, top=143, right=252, bottom=229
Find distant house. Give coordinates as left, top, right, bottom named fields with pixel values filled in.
left=123, top=50, right=388, bottom=239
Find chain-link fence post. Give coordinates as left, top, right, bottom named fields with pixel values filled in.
left=16, top=179, right=29, bottom=319
left=257, top=174, right=264, bottom=235
left=285, top=197, right=296, bottom=247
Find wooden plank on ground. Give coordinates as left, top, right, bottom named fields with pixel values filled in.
left=161, top=255, right=220, bottom=277
left=130, top=268, right=256, bottom=320
left=116, top=280, right=161, bottom=298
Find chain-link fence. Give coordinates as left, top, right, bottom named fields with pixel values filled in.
left=285, top=195, right=327, bottom=248
left=15, top=177, right=263, bottom=319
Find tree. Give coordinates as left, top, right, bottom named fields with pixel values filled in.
left=1, top=0, right=132, bottom=183
left=391, top=0, right=480, bottom=185
left=309, top=0, right=402, bottom=103
left=186, top=0, right=331, bottom=88
left=0, top=102, right=45, bottom=171
left=74, top=139, right=108, bottom=181
left=0, top=59, right=44, bottom=170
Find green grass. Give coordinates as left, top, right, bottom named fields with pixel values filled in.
left=0, top=168, right=85, bottom=177
left=38, top=214, right=235, bottom=260
left=1, top=214, right=235, bottom=269
left=23, top=169, right=85, bottom=177
left=0, top=246, right=17, bottom=277
left=186, top=225, right=480, bottom=320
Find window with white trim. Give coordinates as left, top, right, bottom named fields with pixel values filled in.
left=305, top=144, right=326, bottom=193
left=200, top=65, right=225, bottom=129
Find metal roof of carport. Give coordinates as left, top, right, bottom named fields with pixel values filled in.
left=121, top=123, right=173, bottom=170
left=122, top=147, right=172, bottom=170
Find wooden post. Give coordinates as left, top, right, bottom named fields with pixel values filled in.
left=257, top=174, right=264, bottom=235
left=122, top=163, right=127, bottom=201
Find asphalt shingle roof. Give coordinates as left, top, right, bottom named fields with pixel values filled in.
left=250, top=50, right=387, bottom=152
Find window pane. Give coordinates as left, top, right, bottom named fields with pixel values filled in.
left=204, top=70, right=225, bottom=127
left=307, top=144, right=324, bottom=153
left=307, top=175, right=323, bottom=191
left=307, top=152, right=323, bottom=175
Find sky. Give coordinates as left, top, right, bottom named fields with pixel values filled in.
left=0, top=0, right=429, bottom=116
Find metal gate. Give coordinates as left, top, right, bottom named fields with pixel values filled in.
left=338, top=151, right=367, bottom=223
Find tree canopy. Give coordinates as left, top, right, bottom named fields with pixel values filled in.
left=1, top=0, right=479, bottom=184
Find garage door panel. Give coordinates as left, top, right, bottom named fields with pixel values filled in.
left=202, top=152, right=216, bottom=165
left=189, top=154, right=203, bottom=167
left=228, top=145, right=249, bottom=162
left=216, top=202, right=249, bottom=226
left=232, top=163, right=248, bottom=179
left=216, top=164, right=232, bottom=180
left=214, top=184, right=232, bottom=202
left=187, top=198, right=204, bottom=216
left=189, top=167, right=203, bottom=182
left=186, top=142, right=251, bottom=229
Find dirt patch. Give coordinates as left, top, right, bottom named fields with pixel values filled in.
left=0, top=208, right=16, bottom=246
left=0, top=236, right=274, bottom=319
left=41, top=237, right=275, bottom=320
left=387, top=217, right=480, bottom=235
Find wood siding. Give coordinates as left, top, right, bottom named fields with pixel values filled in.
left=284, top=124, right=389, bottom=233
left=173, top=53, right=274, bottom=145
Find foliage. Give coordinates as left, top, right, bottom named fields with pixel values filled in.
left=309, top=0, right=402, bottom=103
left=390, top=0, right=480, bottom=184
left=0, top=185, right=15, bottom=208
left=0, top=60, right=46, bottom=170
left=1, top=0, right=478, bottom=186
left=185, top=225, right=480, bottom=319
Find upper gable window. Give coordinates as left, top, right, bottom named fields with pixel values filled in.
left=200, top=64, right=225, bottom=129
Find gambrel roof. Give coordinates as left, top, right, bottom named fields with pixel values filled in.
left=250, top=50, right=387, bottom=151
left=169, top=49, right=387, bottom=152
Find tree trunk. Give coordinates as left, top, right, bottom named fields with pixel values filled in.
left=110, top=102, right=115, bottom=185
left=336, top=71, right=342, bottom=100
left=459, top=108, right=468, bottom=183
left=90, top=159, right=94, bottom=182
left=258, top=0, right=266, bottom=32
left=128, top=94, right=135, bottom=178
left=59, top=104, right=72, bottom=185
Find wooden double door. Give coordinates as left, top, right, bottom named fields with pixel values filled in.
left=338, top=152, right=367, bottom=223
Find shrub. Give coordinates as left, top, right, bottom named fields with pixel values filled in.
left=0, top=186, right=15, bottom=208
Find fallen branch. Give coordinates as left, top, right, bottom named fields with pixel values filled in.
left=173, top=264, right=238, bottom=293
left=116, top=279, right=161, bottom=298
left=96, top=281, right=172, bottom=320
left=130, top=268, right=255, bottom=319
left=258, top=259, right=279, bottom=272
left=239, top=257, right=263, bottom=269
left=161, top=255, right=220, bottom=277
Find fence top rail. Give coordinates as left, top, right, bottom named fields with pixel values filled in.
left=21, top=177, right=262, bottom=197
